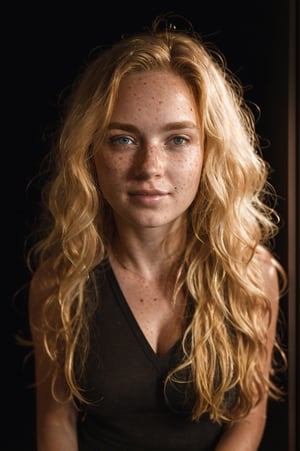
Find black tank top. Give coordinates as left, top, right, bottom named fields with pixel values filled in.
left=77, top=259, right=225, bottom=450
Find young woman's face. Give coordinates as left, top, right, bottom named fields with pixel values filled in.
left=94, top=71, right=204, bottom=232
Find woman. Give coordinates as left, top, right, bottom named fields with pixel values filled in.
left=26, top=16, right=286, bottom=451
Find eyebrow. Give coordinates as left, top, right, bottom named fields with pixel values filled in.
left=107, top=121, right=200, bottom=132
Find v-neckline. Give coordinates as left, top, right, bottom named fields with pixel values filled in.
left=105, top=260, right=181, bottom=369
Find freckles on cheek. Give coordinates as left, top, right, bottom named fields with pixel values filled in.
left=174, top=165, right=202, bottom=193
left=100, top=154, right=125, bottom=172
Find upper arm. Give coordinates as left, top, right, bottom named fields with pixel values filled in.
left=29, top=266, right=78, bottom=450
left=215, top=248, right=283, bottom=450
left=254, top=246, right=281, bottom=375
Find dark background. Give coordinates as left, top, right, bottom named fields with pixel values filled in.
left=5, top=1, right=298, bottom=450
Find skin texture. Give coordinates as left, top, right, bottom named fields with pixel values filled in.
left=94, top=71, right=203, bottom=232
left=29, top=70, right=282, bottom=451
left=94, top=71, right=203, bottom=355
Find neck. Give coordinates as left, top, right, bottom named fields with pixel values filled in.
left=109, top=228, right=185, bottom=282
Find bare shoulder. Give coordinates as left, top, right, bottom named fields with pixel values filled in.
left=254, top=245, right=278, bottom=272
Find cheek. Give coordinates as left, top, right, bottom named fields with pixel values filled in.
left=175, top=156, right=203, bottom=191
left=94, top=153, right=128, bottom=182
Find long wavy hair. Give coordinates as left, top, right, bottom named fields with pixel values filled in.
left=25, top=16, right=287, bottom=423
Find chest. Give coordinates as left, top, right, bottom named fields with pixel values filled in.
left=113, top=270, right=186, bottom=356
left=78, top=263, right=225, bottom=450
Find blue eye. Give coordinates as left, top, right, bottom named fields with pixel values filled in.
left=172, top=136, right=188, bottom=145
left=110, top=136, right=134, bottom=145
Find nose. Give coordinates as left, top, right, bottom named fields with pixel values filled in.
left=133, top=142, right=164, bottom=179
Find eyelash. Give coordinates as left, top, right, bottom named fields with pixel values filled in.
left=109, top=136, right=135, bottom=146
left=172, top=136, right=188, bottom=145
left=108, top=135, right=190, bottom=148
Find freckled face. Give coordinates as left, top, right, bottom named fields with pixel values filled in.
left=94, top=71, right=203, bottom=231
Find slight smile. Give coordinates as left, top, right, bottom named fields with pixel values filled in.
left=128, top=190, right=169, bottom=205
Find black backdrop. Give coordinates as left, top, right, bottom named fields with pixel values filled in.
left=5, top=1, right=296, bottom=450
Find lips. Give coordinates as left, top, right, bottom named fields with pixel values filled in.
left=129, top=189, right=168, bottom=196
left=128, top=189, right=169, bottom=205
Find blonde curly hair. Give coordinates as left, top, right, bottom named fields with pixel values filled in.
left=26, top=16, right=286, bottom=423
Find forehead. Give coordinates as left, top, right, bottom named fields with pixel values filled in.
left=118, top=70, right=191, bottom=96
left=113, top=71, right=197, bottom=118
